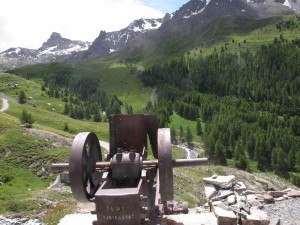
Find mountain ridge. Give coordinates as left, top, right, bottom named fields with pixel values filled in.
left=1, top=0, right=300, bottom=69
left=0, top=32, right=90, bottom=70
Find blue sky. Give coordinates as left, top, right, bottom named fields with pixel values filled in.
left=0, top=0, right=189, bottom=51
left=141, top=0, right=190, bottom=13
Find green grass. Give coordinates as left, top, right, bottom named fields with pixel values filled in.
left=169, top=113, right=203, bottom=143
left=6, top=101, right=109, bottom=141
left=0, top=110, right=71, bottom=216
left=189, top=15, right=300, bottom=57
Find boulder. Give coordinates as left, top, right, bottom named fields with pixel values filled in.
left=205, top=184, right=218, bottom=199
left=213, top=206, right=237, bottom=225
left=203, top=175, right=235, bottom=189
left=227, top=195, right=236, bottom=205
left=242, top=208, right=269, bottom=225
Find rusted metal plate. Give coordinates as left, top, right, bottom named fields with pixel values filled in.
left=157, top=128, right=173, bottom=202
left=95, top=179, right=144, bottom=225
left=69, top=132, right=102, bottom=202
left=144, top=115, right=159, bottom=159
left=109, top=114, right=159, bottom=159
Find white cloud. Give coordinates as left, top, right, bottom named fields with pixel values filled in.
left=0, top=0, right=164, bottom=51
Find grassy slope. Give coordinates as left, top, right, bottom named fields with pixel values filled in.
left=0, top=111, right=72, bottom=216
left=8, top=59, right=151, bottom=113
left=0, top=74, right=109, bottom=217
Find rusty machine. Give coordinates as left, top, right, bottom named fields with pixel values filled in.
left=52, top=114, right=208, bottom=225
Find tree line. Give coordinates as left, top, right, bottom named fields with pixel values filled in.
left=41, top=72, right=132, bottom=122
left=139, top=36, right=300, bottom=184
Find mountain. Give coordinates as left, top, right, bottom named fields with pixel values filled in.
left=68, top=0, right=300, bottom=63
left=0, top=32, right=90, bottom=70
left=123, top=0, right=300, bottom=58
left=66, top=17, right=168, bottom=64
left=1, top=0, right=300, bottom=68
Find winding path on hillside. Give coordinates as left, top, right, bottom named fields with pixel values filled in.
left=0, top=99, right=9, bottom=112
left=0, top=92, right=18, bottom=112
left=150, top=88, right=156, bottom=105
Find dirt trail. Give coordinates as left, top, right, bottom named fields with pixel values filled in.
left=150, top=88, right=156, bottom=105
left=0, top=99, right=9, bottom=112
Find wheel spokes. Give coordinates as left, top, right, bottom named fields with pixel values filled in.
left=69, top=132, right=102, bottom=202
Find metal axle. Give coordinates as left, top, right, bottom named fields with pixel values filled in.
left=52, top=158, right=208, bottom=172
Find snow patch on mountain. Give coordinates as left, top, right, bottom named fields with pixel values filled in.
left=283, top=0, right=292, bottom=8
left=0, top=32, right=90, bottom=69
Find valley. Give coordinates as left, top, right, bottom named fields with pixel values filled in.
left=0, top=0, right=300, bottom=224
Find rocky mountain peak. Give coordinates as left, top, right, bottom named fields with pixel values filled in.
left=50, top=32, right=62, bottom=39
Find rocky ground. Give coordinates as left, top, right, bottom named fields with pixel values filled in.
left=265, top=198, right=300, bottom=225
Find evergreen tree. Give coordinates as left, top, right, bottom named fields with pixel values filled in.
left=179, top=125, right=185, bottom=142
left=171, top=127, right=177, bottom=144
left=287, top=150, right=295, bottom=171
left=64, top=122, right=69, bottom=131
left=196, top=120, right=203, bottom=136
left=214, top=140, right=227, bottom=166
left=18, top=90, right=27, bottom=104
left=63, top=103, right=69, bottom=115
left=295, top=151, right=300, bottom=172
left=85, top=107, right=91, bottom=120
left=186, top=126, right=193, bottom=145
left=20, top=109, right=33, bottom=127
left=69, top=104, right=76, bottom=119
left=276, top=148, right=287, bottom=175
left=93, top=109, right=102, bottom=122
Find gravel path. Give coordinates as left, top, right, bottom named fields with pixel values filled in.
left=264, top=198, right=300, bottom=225
left=0, top=99, right=8, bottom=112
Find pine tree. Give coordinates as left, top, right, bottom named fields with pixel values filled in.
left=20, top=109, right=33, bottom=127
left=85, top=107, right=91, bottom=120
left=276, top=148, right=287, bottom=175
left=64, top=122, right=69, bottom=131
left=171, top=127, right=177, bottom=144
left=93, top=109, right=102, bottom=122
left=295, top=151, right=300, bottom=172
left=287, top=150, right=295, bottom=171
left=186, top=126, right=193, bottom=145
left=214, top=140, right=227, bottom=166
left=63, top=103, right=69, bottom=115
left=179, top=125, right=185, bottom=142
left=18, top=90, right=27, bottom=104
left=196, top=120, right=202, bottom=136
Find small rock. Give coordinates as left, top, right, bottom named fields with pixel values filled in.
left=248, top=199, right=263, bottom=209
left=234, top=182, right=247, bottom=194
left=269, top=218, right=280, bottom=225
left=263, top=194, right=275, bottom=203
left=267, top=191, right=284, bottom=198
left=274, top=197, right=284, bottom=201
left=212, top=190, right=234, bottom=201
left=287, top=190, right=300, bottom=197
left=243, top=190, right=261, bottom=195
